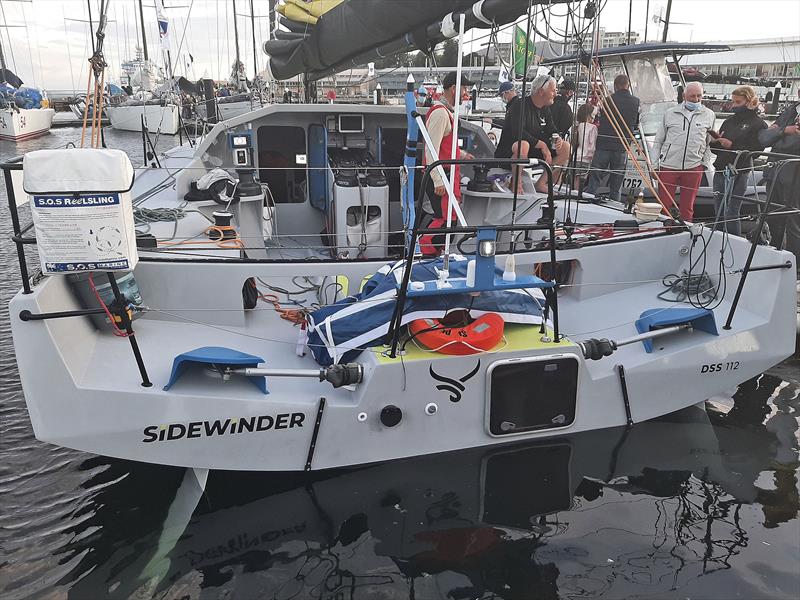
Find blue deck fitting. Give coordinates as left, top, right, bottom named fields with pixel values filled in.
left=401, top=227, right=554, bottom=297
left=635, top=308, right=718, bottom=353
left=164, top=346, right=268, bottom=394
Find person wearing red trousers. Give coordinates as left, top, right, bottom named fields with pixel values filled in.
left=653, top=82, right=716, bottom=221
left=419, top=71, right=474, bottom=255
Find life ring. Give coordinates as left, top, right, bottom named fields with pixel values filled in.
left=409, top=312, right=505, bottom=355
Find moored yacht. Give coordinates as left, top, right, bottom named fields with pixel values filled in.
left=4, top=99, right=796, bottom=473
left=3, top=0, right=796, bottom=479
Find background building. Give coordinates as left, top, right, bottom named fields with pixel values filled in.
left=682, top=37, right=800, bottom=83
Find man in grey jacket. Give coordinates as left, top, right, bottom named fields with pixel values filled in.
left=758, top=101, right=800, bottom=260
left=653, top=82, right=716, bottom=221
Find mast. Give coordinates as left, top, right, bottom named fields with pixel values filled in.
left=0, top=1, right=8, bottom=84
left=232, top=0, right=241, bottom=88
left=0, top=32, right=6, bottom=83
left=250, top=0, right=257, bottom=81
left=661, top=0, right=673, bottom=43
left=87, top=0, right=95, bottom=54
left=137, top=0, right=148, bottom=62
left=626, top=0, right=632, bottom=45
left=268, top=0, right=276, bottom=40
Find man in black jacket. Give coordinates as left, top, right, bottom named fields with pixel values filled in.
left=495, top=74, right=571, bottom=194
left=550, top=79, right=575, bottom=138
left=585, top=74, right=640, bottom=200
left=758, top=100, right=800, bottom=261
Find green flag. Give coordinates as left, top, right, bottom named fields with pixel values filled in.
left=513, top=24, right=535, bottom=78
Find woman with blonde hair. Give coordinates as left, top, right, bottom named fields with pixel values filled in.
left=709, top=85, right=767, bottom=235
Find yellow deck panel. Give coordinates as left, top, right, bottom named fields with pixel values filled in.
left=375, top=324, right=576, bottom=363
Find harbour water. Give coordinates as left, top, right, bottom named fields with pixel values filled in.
left=0, top=129, right=798, bottom=599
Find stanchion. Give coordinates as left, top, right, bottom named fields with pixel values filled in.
left=107, top=272, right=152, bottom=387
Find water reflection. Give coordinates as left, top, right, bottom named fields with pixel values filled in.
left=48, top=370, right=798, bottom=600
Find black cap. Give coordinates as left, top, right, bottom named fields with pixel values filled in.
left=498, top=81, right=514, bottom=95
left=442, top=71, right=473, bottom=89
left=560, top=79, right=576, bottom=91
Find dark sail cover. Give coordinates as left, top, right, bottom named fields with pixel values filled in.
left=264, top=0, right=568, bottom=81
left=0, top=68, right=24, bottom=89
left=264, top=0, right=478, bottom=81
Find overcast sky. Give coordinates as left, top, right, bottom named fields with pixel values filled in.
left=1, top=0, right=798, bottom=91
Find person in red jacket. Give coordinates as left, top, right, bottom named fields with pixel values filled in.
left=420, top=71, right=474, bottom=255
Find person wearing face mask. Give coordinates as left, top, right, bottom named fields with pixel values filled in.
left=417, top=85, right=433, bottom=108
left=653, top=81, right=716, bottom=221
left=498, top=81, right=518, bottom=112
left=709, top=86, right=767, bottom=236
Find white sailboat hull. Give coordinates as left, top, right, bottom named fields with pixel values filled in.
left=196, top=99, right=264, bottom=122
left=106, top=103, right=180, bottom=134
left=9, top=232, right=795, bottom=472
left=0, top=107, right=55, bottom=141
left=6, top=105, right=796, bottom=473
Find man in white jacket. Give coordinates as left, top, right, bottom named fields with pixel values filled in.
left=653, top=82, right=715, bottom=221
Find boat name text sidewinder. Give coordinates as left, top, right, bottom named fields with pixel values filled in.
left=142, top=413, right=305, bottom=443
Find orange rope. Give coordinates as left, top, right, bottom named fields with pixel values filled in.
left=93, top=69, right=106, bottom=147
left=590, top=61, right=680, bottom=216
left=250, top=281, right=308, bottom=325
left=88, top=273, right=130, bottom=337
left=79, top=69, right=93, bottom=148
left=157, top=226, right=245, bottom=250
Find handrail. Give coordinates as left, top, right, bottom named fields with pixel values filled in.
left=3, top=164, right=31, bottom=294
left=387, top=157, right=560, bottom=358
left=723, top=150, right=800, bottom=330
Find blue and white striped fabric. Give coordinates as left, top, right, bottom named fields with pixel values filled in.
left=306, top=255, right=547, bottom=365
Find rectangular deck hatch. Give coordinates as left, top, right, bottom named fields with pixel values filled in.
left=487, top=355, right=578, bottom=436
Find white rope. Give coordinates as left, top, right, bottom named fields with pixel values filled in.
left=411, top=334, right=509, bottom=354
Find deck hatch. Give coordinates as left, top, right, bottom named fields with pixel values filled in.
left=487, top=355, right=578, bottom=436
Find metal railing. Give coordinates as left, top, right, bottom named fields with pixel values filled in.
left=387, top=157, right=562, bottom=357
left=721, top=150, right=799, bottom=329
left=2, top=157, right=152, bottom=387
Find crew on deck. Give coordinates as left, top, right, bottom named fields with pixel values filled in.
left=585, top=75, right=640, bottom=201
left=498, top=80, right=518, bottom=111
left=551, top=79, right=575, bottom=138
left=420, top=71, right=474, bottom=255
left=653, top=81, right=716, bottom=222
left=494, top=74, right=571, bottom=195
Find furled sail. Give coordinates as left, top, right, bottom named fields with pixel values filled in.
left=264, top=0, right=567, bottom=81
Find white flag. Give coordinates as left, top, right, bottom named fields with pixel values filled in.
left=498, top=64, right=510, bottom=83
left=157, top=3, right=169, bottom=51
left=368, top=62, right=375, bottom=78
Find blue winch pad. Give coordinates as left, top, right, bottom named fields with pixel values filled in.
left=164, top=346, right=268, bottom=394
left=306, top=255, right=548, bottom=366
left=635, top=308, right=719, bottom=353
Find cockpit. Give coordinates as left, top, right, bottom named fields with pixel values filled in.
left=184, top=104, right=496, bottom=261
